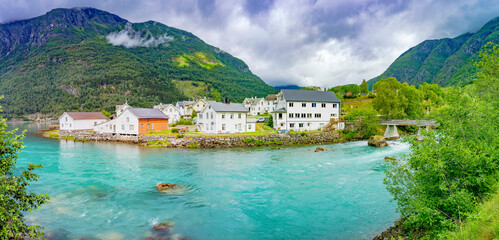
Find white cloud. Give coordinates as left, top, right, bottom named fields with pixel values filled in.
left=106, top=22, right=174, bottom=48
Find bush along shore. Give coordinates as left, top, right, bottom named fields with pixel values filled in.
left=44, top=130, right=366, bottom=149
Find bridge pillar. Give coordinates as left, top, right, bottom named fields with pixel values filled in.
left=415, top=126, right=424, bottom=141
left=383, top=125, right=400, bottom=140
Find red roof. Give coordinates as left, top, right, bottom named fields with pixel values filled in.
left=65, top=112, right=107, bottom=120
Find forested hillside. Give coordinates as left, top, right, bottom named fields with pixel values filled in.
left=0, top=8, right=276, bottom=117
left=368, top=16, right=498, bottom=88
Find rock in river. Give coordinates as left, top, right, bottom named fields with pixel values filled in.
left=315, top=147, right=327, bottom=152
left=368, top=135, right=388, bottom=147
left=156, top=183, right=185, bottom=194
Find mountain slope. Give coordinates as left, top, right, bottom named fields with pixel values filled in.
left=0, top=8, right=276, bottom=116
left=368, top=16, right=499, bottom=88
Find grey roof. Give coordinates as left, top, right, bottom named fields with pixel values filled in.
left=281, top=89, right=340, bottom=103
left=207, top=101, right=249, bottom=112
left=272, top=108, right=287, bottom=113
left=128, top=108, right=168, bottom=119
left=176, top=101, right=195, bottom=107
left=243, top=97, right=263, bottom=106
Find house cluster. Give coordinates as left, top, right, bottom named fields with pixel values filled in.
left=59, top=89, right=342, bottom=135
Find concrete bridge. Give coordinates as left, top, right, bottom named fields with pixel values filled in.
left=379, top=120, right=439, bottom=139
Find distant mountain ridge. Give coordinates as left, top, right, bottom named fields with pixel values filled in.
left=0, top=8, right=276, bottom=116
left=368, top=16, right=499, bottom=88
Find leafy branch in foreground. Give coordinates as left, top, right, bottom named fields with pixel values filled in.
left=383, top=43, right=499, bottom=237
left=0, top=112, right=49, bottom=238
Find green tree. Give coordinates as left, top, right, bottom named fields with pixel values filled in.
left=344, top=108, right=380, bottom=138
left=383, top=44, right=499, bottom=237
left=267, top=115, right=274, bottom=128
left=360, top=79, right=369, bottom=95
left=372, top=77, right=404, bottom=119
left=100, top=109, right=111, bottom=118
left=0, top=113, right=49, bottom=238
left=191, top=109, right=197, bottom=118
left=300, top=86, right=321, bottom=91
left=398, top=83, right=424, bottom=119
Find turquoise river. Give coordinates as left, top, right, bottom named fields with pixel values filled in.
left=12, top=122, right=409, bottom=240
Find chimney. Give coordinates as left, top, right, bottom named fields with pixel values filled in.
left=225, top=97, right=230, bottom=104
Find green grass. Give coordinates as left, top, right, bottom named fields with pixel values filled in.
left=186, top=141, right=199, bottom=148
left=145, top=139, right=170, bottom=148
left=172, top=80, right=207, bottom=100
left=46, top=130, right=59, bottom=138
left=440, top=184, right=499, bottom=240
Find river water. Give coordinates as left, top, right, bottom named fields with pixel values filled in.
left=11, top=122, right=408, bottom=240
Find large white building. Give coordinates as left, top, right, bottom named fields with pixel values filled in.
left=154, top=103, right=181, bottom=123
left=197, top=101, right=255, bottom=134
left=271, top=90, right=341, bottom=131
left=59, top=112, right=107, bottom=131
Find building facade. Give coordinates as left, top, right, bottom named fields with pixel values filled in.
left=59, top=112, right=107, bottom=130
left=154, top=103, right=181, bottom=123
left=94, top=108, right=168, bottom=135
left=197, top=101, right=255, bottom=134
left=272, top=90, right=341, bottom=131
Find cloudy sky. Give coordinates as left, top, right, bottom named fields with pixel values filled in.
left=1, top=0, right=498, bottom=87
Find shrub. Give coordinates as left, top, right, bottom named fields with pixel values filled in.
left=177, top=134, right=184, bottom=138
left=186, top=141, right=199, bottom=148
left=300, top=132, right=308, bottom=137
left=171, top=128, right=179, bottom=133
left=244, top=137, right=256, bottom=144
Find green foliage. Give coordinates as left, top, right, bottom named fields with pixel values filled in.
left=344, top=108, right=380, bottom=138
left=0, top=116, right=49, bottom=238
left=373, top=77, right=426, bottom=119
left=100, top=110, right=111, bottom=118
left=360, top=79, right=369, bottom=94
left=329, top=84, right=361, bottom=98
left=300, top=86, right=322, bottom=91
left=171, top=128, right=179, bottom=133
left=176, top=134, right=184, bottom=139
left=244, top=137, right=256, bottom=144
left=191, top=109, right=197, bottom=119
left=171, top=118, right=193, bottom=126
left=340, top=130, right=357, bottom=140
left=300, top=132, right=308, bottom=137
left=267, top=115, right=274, bottom=128
left=186, top=141, right=199, bottom=148
left=383, top=44, right=499, bottom=237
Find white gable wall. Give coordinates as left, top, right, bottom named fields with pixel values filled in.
left=59, top=113, right=106, bottom=130
left=93, top=109, right=139, bottom=135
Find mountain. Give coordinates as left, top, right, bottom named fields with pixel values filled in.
left=0, top=8, right=276, bottom=117
left=273, top=84, right=302, bottom=91
left=368, top=16, right=499, bottom=88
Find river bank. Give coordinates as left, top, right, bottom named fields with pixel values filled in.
left=46, top=130, right=361, bottom=148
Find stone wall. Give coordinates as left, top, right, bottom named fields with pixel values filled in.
left=59, top=130, right=343, bottom=148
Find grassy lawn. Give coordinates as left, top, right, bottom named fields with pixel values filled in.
left=441, top=183, right=499, bottom=239
left=247, top=113, right=271, bottom=119
left=342, top=97, right=373, bottom=115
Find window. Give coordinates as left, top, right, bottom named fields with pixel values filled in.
left=238, top=113, right=242, bottom=119
left=290, top=123, right=295, bottom=128
left=248, top=124, right=252, bottom=129
left=65, top=117, right=68, bottom=121
left=238, top=123, right=242, bottom=130
left=289, top=102, right=294, bottom=107
left=321, top=103, right=326, bottom=108
left=141, top=124, right=144, bottom=127
left=295, top=113, right=300, bottom=118
left=302, top=103, right=306, bottom=107
left=312, top=103, right=316, bottom=107
left=331, top=113, right=337, bottom=117
left=129, top=125, right=134, bottom=130
left=278, top=113, right=283, bottom=120
left=289, top=113, right=293, bottom=118
left=315, top=113, right=322, bottom=118
left=211, top=113, right=214, bottom=119
left=147, top=123, right=150, bottom=130
left=299, top=123, right=304, bottom=128
left=301, top=113, right=306, bottom=118
left=230, top=114, right=234, bottom=119
left=307, top=113, right=312, bottom=118
left=121, top=124, right=125, bottom=130
left=151, top=123, right=154, bottom=129
left=222, top=114, right=225, bottom=119
left=280, top=123, right=284, bottom=127
left=94, top=121, right=97, bottom=126
left=206, top=113, right=209, bottom=119
left=333, top=104, right=337, bottom=108
left=222, top=124, right=226, bottom=130
left=199, top=114, right=203, bottom=119
left=69, top=124, right=71, bottom=127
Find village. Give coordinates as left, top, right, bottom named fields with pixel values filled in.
left=57, top=89, right=344, bottom=139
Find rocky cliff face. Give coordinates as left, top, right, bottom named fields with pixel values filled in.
left=0, top=8, right=126, bottom=57
left=368, top=16, right=498, bottom=88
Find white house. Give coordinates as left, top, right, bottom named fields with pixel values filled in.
left=59, top=112, right=107, bottom=131
left=243, top=97, right=264, bottom=115
left=175, top=101, right=195, bottom=116
left=271, top=89, right=341, bottom=131
left=115, top=102, right=131, bottom=117
left=154, top=103, right=181, bottom=123
left=94, top=108, right=169, bottom=135
left=263, top=94, right=277, bottom=113
left=197, top=101, right=255, bottom=134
